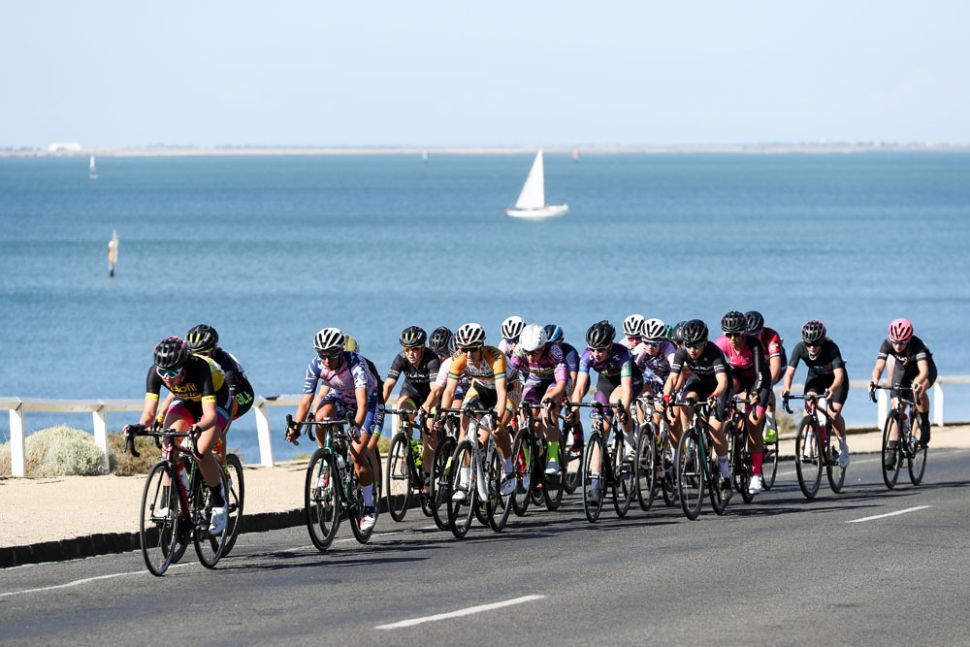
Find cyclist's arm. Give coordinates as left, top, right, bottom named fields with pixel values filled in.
left=570, top=372, right=589, bottom=403
left=619, top=374, right=633, bottom=411
left=311, top=385, right=330, bottom=414
left=871, top=357, right=887, bottom=385
left=422, top=382, right=442, bottom=412
left=768, top=354, right=783, bottom=383
left=138, top=395, right=159, bottom=427
left=913, top=358, right=931, bottom=390
left=196, top=398, right=218, bottom=432
left=441, top=377, right=458, bottom=409
left=294, top=393, right=314, bottom=423
left=382, top=377, right=397, bottom=403
left=782, top=365, right=796, bottom=394
left=495, top=376, right=508, bottom=418
left=712, top=371, right=729, bottom=399
left=354, top=385, right=367, bottom=428
left=829, top=367, right=846, bottom=395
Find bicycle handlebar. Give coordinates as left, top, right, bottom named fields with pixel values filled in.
left=123, top=425, right=195, bottom=458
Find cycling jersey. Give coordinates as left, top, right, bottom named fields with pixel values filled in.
left=759, top=327, right=786, bottom=363
left=448, top=346, right=507, bottom=389
left=509, top=344, right=568, bottom=384
left=633, top=340, right=676, bottom=382
left=670, top=343, right=729, bottom=380
left=559, top=342, right=580, bottom=376
left=877, top=335, right=937, bottom=386
left=715, top=334, right=770, bottom=405
left=207, top=348, right=254, bottom=416
left=789, top=340, right=845, bottom=379
left=146, top=355, right=230, bottom=407
left=387, top=348, right=440, bottom=402
left=303, top=351, right=379, bottom=407
left=579, top=343, right=638, bottom=380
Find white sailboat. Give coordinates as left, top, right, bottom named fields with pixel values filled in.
left=506, top=150, right=568, bottom=219
left=89, top=155, right=98, bottom=180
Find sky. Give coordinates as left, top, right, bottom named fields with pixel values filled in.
left=2, top=1, right=969, bottom=148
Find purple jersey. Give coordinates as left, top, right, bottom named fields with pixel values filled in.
left=303, top=351, right=378, bottom=406
left=510, top=344, right=568, bottom=385
left=632, top=340, right=675, bottom=382
left=579, top=343, right=639, bottom=380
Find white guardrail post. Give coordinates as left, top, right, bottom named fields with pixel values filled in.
left=9, top=404, right=25, bottom=478
left=253, top=398, right=275, bottom=468
left=876, top=389, right=889, bottom=430
left=92, top=406, right=110, bottom=474
left=933, top=383, right=944, bottom=427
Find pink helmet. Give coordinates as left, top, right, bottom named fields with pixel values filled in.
left=888, top=318, right=914, bottom=343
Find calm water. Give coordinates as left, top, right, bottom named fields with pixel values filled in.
left=2, top=153, right=969, bottom=462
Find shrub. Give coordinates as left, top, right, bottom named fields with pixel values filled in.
left=0, top=425, right=106, bottom=477
left=107, top=433, right=162, bottom=476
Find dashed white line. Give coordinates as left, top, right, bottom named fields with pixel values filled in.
left=376, top=594, right=546, bottom=630
left=846, top=505, right=932, bottom=523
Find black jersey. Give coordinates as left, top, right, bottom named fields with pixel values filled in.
left=789, top=339, right=845, bottom=379
left=146, top=355, right=231, bottom=408
left=387, top=348, right=440, bottom=401
left=877, top=335, right=935, bottom=374
left=670, top=342, right=729, bottom=379
left=209, top=348, right=253, bottom=396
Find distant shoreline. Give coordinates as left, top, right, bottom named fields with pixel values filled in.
left=3, top=142, right=970, bottom=158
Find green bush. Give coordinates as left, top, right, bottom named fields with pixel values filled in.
left=0, top=425, right=106, bottom=477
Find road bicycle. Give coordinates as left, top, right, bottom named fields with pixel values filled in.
left=672, top=399, right=731, bottom=520
left=568, top=401, right=636, bottom=523
left=724, top=394, right=758, bottom=504
left=870, top=384, right=927, bottom=489
left=511, top=401, right=566, bottom=515
left=427, top=408, right=462, bottom=531
left=784, top=393, right=846, bottom=500
left=631, top=394, right=662, bottom=512
left=384, top=407, right=433, bottom=521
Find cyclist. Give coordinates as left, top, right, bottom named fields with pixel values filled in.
left=130, top=337, right=232, bottom=534
left=636, top=317, right=676, bottom=392
left=510, top=324, right=569, bottom=475
left=661, top=319, right=733, bottom=499
left=620, top=313, right=646, bottom=351
left=382, top=326, right=440, bottom=481
left=286, top=328, right=383, bottom=531
left=744, top=311, right=786, bottom=444
left=715, top=311, right=771, bottom=494
left=499, top=315, right=526, bottom=356
left=442, top=323, right=516, bottom=500
left=546, top=324, right=584, bottom=455
left=782, top=320, right=850, bottom=468
left=869, top=318, right=936, bottom=462
left=670, top=320, right=687, bottom=349
left=566, top=320, right=642, bottom=504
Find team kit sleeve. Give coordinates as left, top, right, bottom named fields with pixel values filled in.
left=145, top=366, right=162, bottom=400
left=670, top=348, right=687, bottom=375
left=387, top=353, right=407, bottom=380
left=829, top=342, right=846, bottom=369
left=303, top=358, right=321, bottom=395
left=876, top=339, right=892, bottom=361
left=788, top=343, right=806, bottom=370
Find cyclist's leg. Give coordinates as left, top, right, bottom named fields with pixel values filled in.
left=609, top=384, right=636, bottom=460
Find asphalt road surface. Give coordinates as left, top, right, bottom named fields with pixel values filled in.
left=2, top=448, right=969, bottom=646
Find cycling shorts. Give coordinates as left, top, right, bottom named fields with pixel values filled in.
left=804, top=375, right=849, bottom=406
left=232, top=387, right=255, bottom=419
left=892, top=364, right=937, bottom=390
left=522, top=379, right=556, bottom=405
left=167, top=398, right=230, bottom=433
left=682, top=376, right=731, bottom=421
left=317, top=392, right=385, bottom=438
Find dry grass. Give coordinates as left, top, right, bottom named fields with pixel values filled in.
left=0, top=425, right=107, bottom=477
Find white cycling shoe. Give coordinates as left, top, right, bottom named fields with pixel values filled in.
left=748, top=475, right=764, bottom=495
left=545, top=459, right=561, bottom=476
left=208, top=506, right=228, bottom=535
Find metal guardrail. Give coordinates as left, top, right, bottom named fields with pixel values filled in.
left=2, top=375, right=968, bottom=477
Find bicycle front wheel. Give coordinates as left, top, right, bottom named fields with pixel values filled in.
left=762, top=433, right=779, bottom=491
left=908, top=415, right=928, bottom=485
left=543, top=438, right=566, bottom=511
left=881, top=414, right=902, bottom=490
left=582, top=431, right=606, bottom=523
left=795, top=417, right=822, bottom=500
left=140, top=461, right=181, bottom=577
left=447, top=441, right=476, bottom=539
left=193, top=469, right=229, bottom=569
left=222, top=453, right=245, bottom=557
left=349, top=449, right=380, bottom=544
left=486, top=449, right=512, bottom=532
left=386, top=433, right=412, bottom=522
left=825, top=430, right=846, bottom=494
left=429, top=437, right=456, bottom=531
left=510, top=431, right=533, bottom=517
left=730, top=424, right=754, bottom=505
left=635, top=424, right=657, bottom=512
left=305, top=448, right=340, bottom=551
left=611, top=431, right=636, bottom=518
left=677, top=429, right=704, bottom=520
left=561, top=421, right=583, bottom=494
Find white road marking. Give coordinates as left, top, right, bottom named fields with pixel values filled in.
left=376, top=594, right=546, bottom=630
left=0, top=563, right=191, bottom=598
left=846, top=505, right=932, bottom=524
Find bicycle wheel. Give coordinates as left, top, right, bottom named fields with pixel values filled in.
left=529, top=437, right=546, bottom=508
left=139, top=461, right=181, bottom=576
left=825, top=429, right=846, bottom=494
left=220, top=453, right=245, bottom=557
left=708, top=438, right=729, bottom=515
left=582, top=431, right=606, bottom=523
left=795, top=417, right=822, bottom=500
left=305, top=448, right=340, bottom=551
left=193, top=468, right=229, bottom=569
left=510, top=431, right=533, bottom=517
left=762, top=433, right=779, bottom=491
left=562, top=421, right=583, bottom=494
left=486, top=449, right=513, bottom=532
left=677, top=428, right=704, bottom=520
left=907, top=415, right=928, bottom=485
left=166, top=458, right=192, bottom=565
left=429, top=437, right=456, bottom=531
left=447, top=440, right=476, bottom=539
left=349, top=449, right=380, bottom=544
left=611, top=431, right=636, bottom=518
left=881, top=413, right=902, bottom=490
left=543, top=437, right=565, bottom=511
left=731, top=425, right=754, bottom=505
left=635, top=424, right=657, bottom=512
left=386, top=433, right=411, bottom=522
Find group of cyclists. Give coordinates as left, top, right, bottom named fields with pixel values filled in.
left=126, top=311, right=937, bottom=536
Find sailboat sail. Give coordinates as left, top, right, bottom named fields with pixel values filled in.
left=514, top=151, right=545, bottom=210
left=89, top=156, right=97, bottom=179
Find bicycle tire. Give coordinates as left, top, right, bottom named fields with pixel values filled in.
left=611, top=430, right=636, bottom=518
left=708, top=437, right=729, bottom=515
left=635, top=424, right=657, bottom=512
left=349, top=448, right=380, bottom=544
left=305, top=448, right=340, bottom=551
left=881, top=413, right=902, bottom=490
left=731, top=423, right=754, bottom=505
left=795, top=417, right=822, bottom=500
left=582, top=431, right=606, bottom=523
left=486, top=448, right=513, bottom=532
left=677, top=428, right=704, bottom=520
left=762, top=435, right=779, bottom=491
left=511, top=431, right=533, bottom=517
left=825, top=429, right=846, bottom=494
left=139, top=461, right=181, bottom=577
left=543, top=437, right=566, bottom=511
left=386, top=433, right=411, bottom=521
left=222, top=453, right=245, bottom=557
left=561, top=421, right=583, bottom=494
left=529, top=435, right=546, bottom=508
left=166, top=458, right=192, bottom=565
left=908, top=414, right=928, bottom=485
left=447, top=440, right=476, bottom=539
left=193, top=467, right=229, bottom=569
left=429, top=436, right=456, bottom=531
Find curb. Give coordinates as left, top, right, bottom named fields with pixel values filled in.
left=0, top=492, right=413, bottom=569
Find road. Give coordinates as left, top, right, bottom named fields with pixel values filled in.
left=2, top=448, right=969, bottom=646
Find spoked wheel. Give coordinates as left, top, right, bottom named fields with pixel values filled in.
left=635, top=425, right=657, bottom=512
left=795, top=417, right=823, bottom=500
left=166, top=459, right=192, bottom=565
left=657, top=428, right=678, bottom=507
left=349, top=449, right=381, bottom=544
left=729, top=425, right=754, bottom=505
left=762, top=434, right=779, bottom=491
left=222, top=453, right=245, bottom=557
left=387, top=433, right=412, bottom=521
left=907, top=415, right=928, bottom=485
left=708, top=440, right=729, bottom=516
left=881, top=414, right=902, bottom=490
left=447, top=441, right=476, bottom=539
left=562, top=422, right=583, bottom=494
left=582, top=431, right=606, bottom=523
left=486, top=449, right=513, bottom=532
left=611, top=432, right=636, bottom=518
left=305, top=448, right=340, bottom=551
left=139, top=461, right=181, bottom=577
left=824, top=429, right=846, bottom=494
left=543, top=439, right=566, bottom=511
left=677, top=428, right=704, bottom=520
left=429, top=437, right=456, bottom=531
left=193, top=468, right=229, bottom=569
left=529, top=441, right=545, bottom=508
left=511, top=432, right=534, bottom=517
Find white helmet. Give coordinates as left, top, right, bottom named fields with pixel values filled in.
left=314, top=327, right=345, bottom=352
left=501, top=315, right=526, bottom=342
left=519, top=324, right=547, bottom=353
left=641, top=318, right=666, bottom=341
left=455, top=322, right=486, bottom=348
left=623, top=314, right=645, bottom=337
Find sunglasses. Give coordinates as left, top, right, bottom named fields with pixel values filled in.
left=317, top=349, right=342, bottom=359
left=685, top=342, right=705, bottom=350
left=805, top=341, right=822, bottom=349
left=460, top=345, right=482, bottom=353
left=642, top=340, right=660, bottom=347
left=890, top=339, right=910, bottom=346
left=402, top=345, right=423, bottom=353
left=156, top=366, right=183, bottom=379
left=725, top=332, right=743, bottom=339
left=588, top=346, right=609, bottom=354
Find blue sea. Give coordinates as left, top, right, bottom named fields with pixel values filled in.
left=2, top=153, right=969, bottom=463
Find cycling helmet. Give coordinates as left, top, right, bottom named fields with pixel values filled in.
left=314, top=327, right=346, bottom=352
left=501, top=316, right=525, bottom=342
left=586, top=320, right=615, bottom=350
left=888, top=318, right=914, bottom=343
left=455, top=322, right=486, bottom=348
left=399, top=325, right=427, bottom=347
left=544, top=324, right=564, bottom=344
left=448, top=334, right=457, bottom=355
left=185, top=324, right=218, bottom=354
left=672, top=321, right=687, bottom=345
left=681, top=319, right=709, bottom=346
left=745, top=310, right=765, bottom=334
left=429, top=326, right=452, bottom=355
left=720, top=310, right=747, bottom=334
left=519, top=324, right=547, bottom=353
left=801, top=320, right=826, bottom=345
left=153, top=336, right=190, bottom=369
left=641, top=318, right=666, bottom=341
left=623, top=314, right=645, bottom=337
left=344, top=335, right=360, bottom=353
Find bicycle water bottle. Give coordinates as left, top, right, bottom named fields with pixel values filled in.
left=178, top=463, right=190, bottom=493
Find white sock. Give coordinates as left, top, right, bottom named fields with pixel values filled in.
left=362, top=484, right=374, bottom=507
left=460, top=466, right=471, bottom=485
left=718, top=455, right=730, bottom=478
left=766, top=412, right=777, bottom=429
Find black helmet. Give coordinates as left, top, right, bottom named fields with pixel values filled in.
left=154, top=336, right=190, bottom=369
left=681, top=319, right=709, bottom=346
left=429, top=326, right=452, bottom=355
left=186, top=324, right=219, bottom=354
left=671, top=321, right=687, bottom=345
left=801, top=320, right=826, bottom=345
left=745, top=311, right=765, bottom=334
left=720, top=311, right=747, bottom=334
left=399, top=325, right=427, bottom=348
left=585, top=320, right=615, bottom=350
